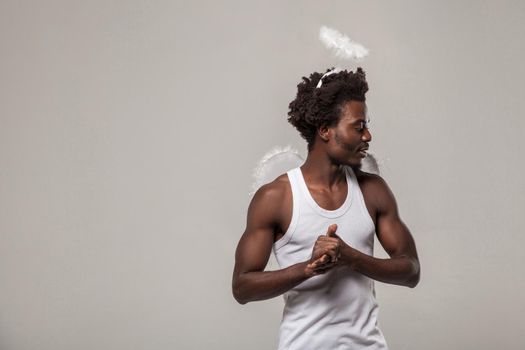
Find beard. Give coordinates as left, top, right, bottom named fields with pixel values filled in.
left=333, top=131, right=362, bottom=171
left=334, top=131, right=355, bottom=152
left=333, top=131, right=356, bottom=152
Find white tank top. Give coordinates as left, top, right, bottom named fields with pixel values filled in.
left=272, top=166, right=389, bottom=350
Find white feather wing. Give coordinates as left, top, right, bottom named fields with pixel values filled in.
left=250, top=146, right=304, bottom=196
left=358, top=151, right=381, bottom=175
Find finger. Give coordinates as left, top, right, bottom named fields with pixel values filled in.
left=313, top=265, right=335, bottom=275
left=318, top=254, right=331, bottom=265
left=313, top=259, right=336, bottom=270
left=317, top=236, right=339, bottom=243
left=326, top=224, right=338, bottom=237
left=312, top=263, right=333, bottom=273
left=324, top=248, right=337, bottom=262
left=308, top=254, right=330, bottom=269
left=312, top=254, right=338, bottom=269
left=313, top=245, right=340, bottom=266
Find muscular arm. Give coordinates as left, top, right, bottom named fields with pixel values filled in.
left=341, top=175, right=421, bottom=288
left=231, top=183, right=312, bottom=305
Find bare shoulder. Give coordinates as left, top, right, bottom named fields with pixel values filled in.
left=248, top=173, right=292, bottom=224
left=354, top=168, right=387, bottom=192
left=353, top=169, right=396, bottom=212
left=252, top=173, right=290, bottom=204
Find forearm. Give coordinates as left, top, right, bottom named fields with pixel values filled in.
left=344, top=246, right=420, bottom=288
left=233, top=261, right=311, bottom=304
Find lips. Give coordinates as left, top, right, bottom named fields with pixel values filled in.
left=357, top=146, right=369, bottom=158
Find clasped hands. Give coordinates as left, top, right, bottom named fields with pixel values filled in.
left=305, top=224, right=354, bottom=276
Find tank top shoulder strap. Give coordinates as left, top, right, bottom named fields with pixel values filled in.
left=286, top=167, right=302, bottom=201
left=273, top=167, right=302, bottom=250
left=345, top=166, right=376, bottom=231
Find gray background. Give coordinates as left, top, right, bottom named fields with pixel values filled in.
left=1, top=1, right=524, bottom=349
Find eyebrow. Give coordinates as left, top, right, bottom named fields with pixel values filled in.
left=350, top=118, right=370, bottom=125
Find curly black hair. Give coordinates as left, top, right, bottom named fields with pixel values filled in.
left=287, top=67, right=369, bottom=151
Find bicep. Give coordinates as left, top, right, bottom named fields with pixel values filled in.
left=375, top=179, right=418, bottom=260
left=234, top=227, right=274, bottom=275
left=233, top=186, right=280, bottom=275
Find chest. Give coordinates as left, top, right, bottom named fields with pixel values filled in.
left=275, top=178, right=377, bottom=241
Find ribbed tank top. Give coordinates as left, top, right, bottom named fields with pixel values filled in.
left=272, top=166, right=389, bottom=350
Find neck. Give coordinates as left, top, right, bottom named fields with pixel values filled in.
left=301, top=146, right=346, bottom=188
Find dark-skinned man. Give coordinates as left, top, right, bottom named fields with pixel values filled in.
left=232, top=67, right=420, bottom=350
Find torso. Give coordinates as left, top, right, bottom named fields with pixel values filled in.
left=272, top=168, right=379, bottom=242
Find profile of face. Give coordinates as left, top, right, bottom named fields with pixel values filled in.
left=321, top=100, right=372, bottom=168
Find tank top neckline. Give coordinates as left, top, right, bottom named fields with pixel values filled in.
left=295, top=166, right=354, bottom=218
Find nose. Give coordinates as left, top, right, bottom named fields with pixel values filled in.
left=362, top=128, right=372, bottom=142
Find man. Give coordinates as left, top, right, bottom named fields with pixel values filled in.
left=232, top=67, right=420, bottom=349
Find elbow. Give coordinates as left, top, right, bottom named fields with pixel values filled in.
left=232, top=279, right=249, bottom=305
left=233, top=289, right=248, bottom=305
left=407, top=275, right=419, bottom=288
left=406, top=259, right=420, bottom=288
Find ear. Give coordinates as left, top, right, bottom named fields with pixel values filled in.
left=318, top=124, right=331, bottom=142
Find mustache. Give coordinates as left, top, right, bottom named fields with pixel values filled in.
left=334, top=133, right=369, bottom=152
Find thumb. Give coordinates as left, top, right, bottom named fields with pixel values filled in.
left=326, top=224, right=338, bottom=237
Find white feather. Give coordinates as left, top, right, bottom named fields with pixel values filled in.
left=319, top=26, right=369, bottom=60
left=359, top=151, right=382, bottom=175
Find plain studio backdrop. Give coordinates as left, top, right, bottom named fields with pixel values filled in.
left=1, top=1, right=524, bottom=349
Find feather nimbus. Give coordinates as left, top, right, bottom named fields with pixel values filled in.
left=319, top=26, right=369, bottom=60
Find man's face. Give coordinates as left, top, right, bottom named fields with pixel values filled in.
left=326, top=100, right=372, bottom=167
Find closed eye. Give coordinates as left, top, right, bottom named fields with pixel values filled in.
left=355, top=118, right=371, bottom=132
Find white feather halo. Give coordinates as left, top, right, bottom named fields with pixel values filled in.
left=319, top=26, right=369, bottom=60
